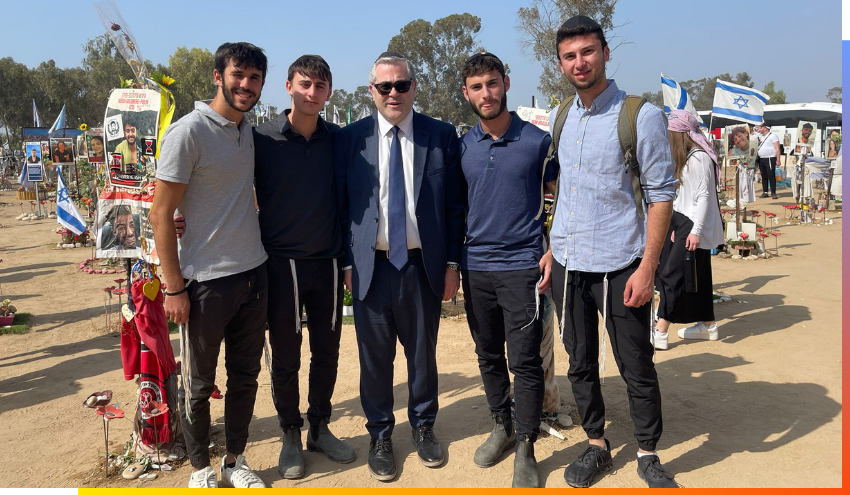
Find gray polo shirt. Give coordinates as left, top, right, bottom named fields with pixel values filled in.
left=156, top=100, right=267, bottom=282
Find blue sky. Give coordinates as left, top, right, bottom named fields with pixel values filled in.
left=0, top=0, right=842, bottom=115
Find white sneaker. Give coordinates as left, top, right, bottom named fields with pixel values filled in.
left=188, top=466, right=218, bottom=488
left=677, top=322, right=719, bottom=341
left=221, top=455, right=266, bottom=488
left=653, top=329, right=668, bottom=350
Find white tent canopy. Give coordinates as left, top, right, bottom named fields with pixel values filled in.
left=698, top=102, right=842, bottom=129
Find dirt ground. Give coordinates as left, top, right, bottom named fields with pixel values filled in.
left=0, top=183, right=842, bottom=489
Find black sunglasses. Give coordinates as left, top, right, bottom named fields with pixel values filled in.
left=372, top=80, right=413, bottom=96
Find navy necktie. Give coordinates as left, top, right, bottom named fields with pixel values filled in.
left=388, top=126, right=408, bottom=270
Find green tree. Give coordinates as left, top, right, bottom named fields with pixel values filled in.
left=761, top=81, right=786, bottom=104
left=826, top=86, right=841, bottom=103
left=327, top=85, right=374, bottom=123
left=0, top=57, right=37, bottom=150
left=167, top=46, right=216, bottom=120
left=387, top=14, right=485, bottom=124
left=79, top=35, right=137, bottom=126
left=517, top=0, right=621, bottom=105
left=679, top=72, right=754, bottom=111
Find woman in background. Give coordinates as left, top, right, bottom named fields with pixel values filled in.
left=653, top=110, right=725, bottom=350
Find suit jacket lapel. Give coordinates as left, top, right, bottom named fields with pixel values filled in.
left=364, top=114, right=380, bottom=204
left=412, top=112, right=430, bottom=207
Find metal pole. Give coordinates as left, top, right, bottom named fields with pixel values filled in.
left=35, top=182, right=43, bottom=216
left=735, top=166, right=742, bottom=233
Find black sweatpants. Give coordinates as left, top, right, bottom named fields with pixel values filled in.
left=179, top=263, right=268, bottom=470
left=551, top=259, right=662, bottom=452
left=462, top=268, right=544, bottom=440
left=758, top=157, right=777, bottom=195
left=267, top=256, right=343, bottom=429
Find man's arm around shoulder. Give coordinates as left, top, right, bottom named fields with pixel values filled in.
left=151, top=179, right=189, bottom=323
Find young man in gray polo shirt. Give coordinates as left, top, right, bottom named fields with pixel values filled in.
left=151, top=42, right=269, bottom=489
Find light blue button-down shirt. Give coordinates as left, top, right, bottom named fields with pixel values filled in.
left=548, top=80, right=676, bottom=273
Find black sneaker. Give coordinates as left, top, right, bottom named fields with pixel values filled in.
left=771, top=195, right=779, bottom=199
left=760, top=193, right=770, bottom=198
left=636, top=454, right=677, bottom=488
left=563, top=439, right=613, bottom=488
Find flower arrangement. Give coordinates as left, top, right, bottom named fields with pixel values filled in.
left=56, top=227, right=91, bottom=246
left=0, top=299, right=16, bottom=317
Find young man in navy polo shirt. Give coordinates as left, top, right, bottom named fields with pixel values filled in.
left=460, top=52, right=557, bottom=488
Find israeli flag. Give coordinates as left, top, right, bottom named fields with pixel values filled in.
left=48, top=104, right=67, bottom=138
left=56, top=165, right=88, bottom=235
left=661, top=73, right=705, bottom=127
left=712, top=79, right=769, bottom=125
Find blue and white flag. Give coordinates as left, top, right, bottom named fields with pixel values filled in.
left=260, top=105, right=269, bottom=118
left=56, top=165, right=87, bottom=235
left=48, top=104, right=67, bottom=138
left=33, top=99, right=45, bottom=127
left=712, top=79, right=769, bottom=125
left=661, top=73, right=704, bottom=127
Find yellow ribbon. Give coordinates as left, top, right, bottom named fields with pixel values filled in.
left=156, top=85, right=176, bottom=159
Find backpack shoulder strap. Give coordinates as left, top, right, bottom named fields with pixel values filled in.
left=535, top=95, right=575, bottom=221
left=618, top=95, right=647, bottom=218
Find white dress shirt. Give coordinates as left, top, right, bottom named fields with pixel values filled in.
left=375, top=110, right=421, bottom=251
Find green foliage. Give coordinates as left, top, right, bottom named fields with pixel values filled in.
left=328, top=86, right=373, bottom=124
left=167, top=47, right=216, bottom=121
left=516, top=0, right=620, bottom=104
left=762, top=81, right=786, bottom=104
left=388, top=13, right=486, bottom=125
left=0, top=313, right=33, bottom=335
left=826, top=86, right=841, bottom=103
left=343, top=288, right=353, bottom=306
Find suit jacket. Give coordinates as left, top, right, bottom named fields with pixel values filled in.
left=335, top=112, right=464, bottom=300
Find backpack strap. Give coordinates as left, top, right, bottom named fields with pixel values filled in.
left=535, top=95, right=575, bottom=223
left=618, top=96, right=647, bottom=218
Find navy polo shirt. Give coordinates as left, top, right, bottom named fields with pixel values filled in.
left=461, top=112, right=558, bottom=271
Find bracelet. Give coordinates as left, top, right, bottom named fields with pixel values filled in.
left=165, top=287, right=188, bottom=297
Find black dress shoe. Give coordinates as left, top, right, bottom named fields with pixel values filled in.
left=411, top=425, right=445, bottom=467
left=368, top=438, right=397, bottom=482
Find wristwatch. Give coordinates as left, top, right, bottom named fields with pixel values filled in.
left=447, top=262, right=461, bottom=272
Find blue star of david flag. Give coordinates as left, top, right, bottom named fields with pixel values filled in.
left=56, top=165, right=88, bottom=235
left=661, top=73, right=705, bottom=127
left=712, top=79, right=769, bottom=125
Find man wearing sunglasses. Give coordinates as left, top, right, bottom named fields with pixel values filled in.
left=459, top=52, right=556, bottom=488
left=335, top=51, right=464, bottom=482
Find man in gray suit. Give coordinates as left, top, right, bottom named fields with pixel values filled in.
left=335, top=51, right=465, bottom=482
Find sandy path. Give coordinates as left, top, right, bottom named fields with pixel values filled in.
left=0, top=188, right=841, bottom=488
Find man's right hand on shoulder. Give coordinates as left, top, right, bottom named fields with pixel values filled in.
left=173, top=215, right=186, bottom=238
left=164, top=291, right=190, bottom=324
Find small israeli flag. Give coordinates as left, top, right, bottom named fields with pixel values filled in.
left=56, top=165, right=88, bottom=235
left=712, top=79, right=769, bottom=125
left=661, top=73, right=704, bottom=127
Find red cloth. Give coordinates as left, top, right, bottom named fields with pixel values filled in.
left=139, top=343, right=171, bottom=445
left=131, top=276, right=178, bottom=378
left=120, top=318, right=141, bottom=380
